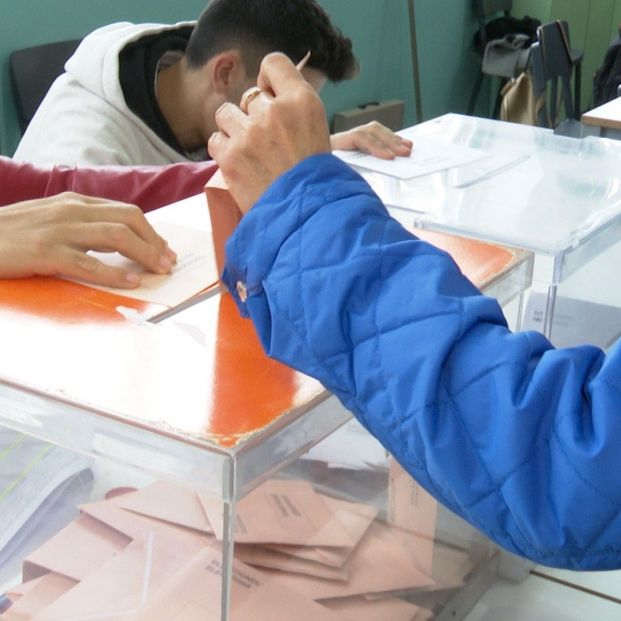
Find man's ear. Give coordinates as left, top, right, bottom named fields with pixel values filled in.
left=208, top=50, right=247, bottom=96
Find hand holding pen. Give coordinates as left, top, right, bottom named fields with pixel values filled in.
left=209, top=52, right=331, bottom=213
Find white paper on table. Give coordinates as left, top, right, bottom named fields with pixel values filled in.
left=334, top=135, right=487, bottom=180
left=65, top=221, right=218, bottom=307
left=0, top=430, right=92, bottom=569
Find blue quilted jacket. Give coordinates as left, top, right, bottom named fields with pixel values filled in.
left=223, top=154, right=621, bottom=570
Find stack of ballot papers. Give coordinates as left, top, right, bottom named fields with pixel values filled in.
left=1, top=477, right=478, bottom=620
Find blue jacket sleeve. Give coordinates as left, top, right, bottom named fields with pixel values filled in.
left=223, top=154, right=621, bottom=570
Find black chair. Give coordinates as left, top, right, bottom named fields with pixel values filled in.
left=9, top=39, right=81, bottom=134
left=530, top=21, right=583, bottom=135
left=468, top=0, right=520, bottom=116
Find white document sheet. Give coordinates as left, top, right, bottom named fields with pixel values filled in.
left=66, top=222, right=218, bottom=307
left=334, top=135, right=487, bottom=180
left=0, top=430, right=92, bottom=571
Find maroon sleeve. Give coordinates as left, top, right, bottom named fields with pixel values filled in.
left=0, top=157, right=218, bottom=212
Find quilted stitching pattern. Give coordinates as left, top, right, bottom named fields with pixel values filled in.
left=224, top=154, right=621, bottom=570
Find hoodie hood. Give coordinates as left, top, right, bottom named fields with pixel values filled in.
left=65, top=21, right=195, bottom=108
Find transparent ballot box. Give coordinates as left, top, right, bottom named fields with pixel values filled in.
left=0, top=196, right=532, bottom=620
left=352, top=113, right=621, bottom=347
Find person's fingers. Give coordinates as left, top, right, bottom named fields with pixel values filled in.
left=361, top=123, right=413, bottom=157
left=55, top=247, right=143, bottom=288
left=351, top=132, right=398, bottom=160
left=382, top=133, right=413, bottom=156
left=207, top=130, right=227, bottom=160
left=256, top=52, right=308, bottom=96
left=75, top=222, right=173, bottom=276
left=391, top=139, right=413, bottom=156
left=214, top=101, right=248, bottom=136
left=118, top=206, right=170, bottom=253
left=51, top=194, right=175, bottom=259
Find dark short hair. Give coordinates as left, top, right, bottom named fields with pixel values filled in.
left=185, top=0, right=358, bottom=82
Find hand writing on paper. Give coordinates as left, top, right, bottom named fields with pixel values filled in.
left=209, top=53, right=332, bottom=213
left=330, top=121, right=413, bottom=159
left=0, top=192, right=176, bottom=287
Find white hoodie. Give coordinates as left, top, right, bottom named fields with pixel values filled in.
left=14, top=22, right=196, bottom=167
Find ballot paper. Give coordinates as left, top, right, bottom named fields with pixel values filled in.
left=370, top=524, right=474, bottom=593
left=322, top=595, right=428, bottom=621
left=334, top=135, right=487, bottom=180
left=523, top=292, right=621, bottom=349
left=23, top=513, right=130, bottom=582
left=199, top=479, right=355, bottom=547
left=111, top=479, right=214, bottom=534
left=125, top=546, right=343, bottom=621
left=0, top=431, right=93, bottom=578
left=31, top=535, right=203, bottom=621
left=268, top=495, right=378, bottom=568
left=235, top=544, right=351, bottom=580
left=65, top=221, right=218, bottom=307
left=80, top=499, right=210, bottom=549
left=4, top=477, right=456, bottom=620
left=252, top=529, right=435, bottom=600
left=388, top=458, right=438, bottom=576
left=3, top=573, right=77, bottom=621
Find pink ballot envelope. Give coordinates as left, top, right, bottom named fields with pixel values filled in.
left=2, top=573, right=77, bottom=621
left=253, top=525, right=435, bottom=600
left=111, top=480, right=213, bottom=534
left=23, top=514, right=130, bottom=582
left=124, top=546, right=343, bottom=621
left=269, top=495, right=378, bottom=568
left=6, top=574, right=51, bottom=601
left=199, top=479, right=353, bottom=547
left=322, top=595, right=426, bottom=621
left=368, top=523, right=472, bottom=593
left=31, top=535, right=204, bottom=621
left=80, top=499, right=210, bottom=550
left=388, top=457, right=438, bottom=576
left=204, top=169, right=242, bottom=276
left=235, top=544, right=351, bottom=581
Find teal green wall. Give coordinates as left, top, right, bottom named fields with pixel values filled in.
left=0, top=0, right=488, bottom=157
left=414, top=0, right=490, bottom=118
left=319, top=1, right=418, bottom=129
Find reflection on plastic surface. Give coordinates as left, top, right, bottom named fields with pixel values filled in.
left=0, top=275, right=321, bottom=449
left=361, top=114, right=621, bottom=255
left=0, top=277, right=162, bottom=323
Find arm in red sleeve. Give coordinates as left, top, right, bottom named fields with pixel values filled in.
left=0, top=157, right=217, bottom=212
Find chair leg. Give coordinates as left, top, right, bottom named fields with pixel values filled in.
left=493, top=79, right=505, bottom=119
left=573, top=62, right=582, bottom=119
left=467, top=72, right=484, bottom=115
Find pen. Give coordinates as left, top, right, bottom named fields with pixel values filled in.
left=296, top=50, right=311, bottom=72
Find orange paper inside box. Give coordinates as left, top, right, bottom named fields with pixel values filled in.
left=204, top=169, right=243, bottom=275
